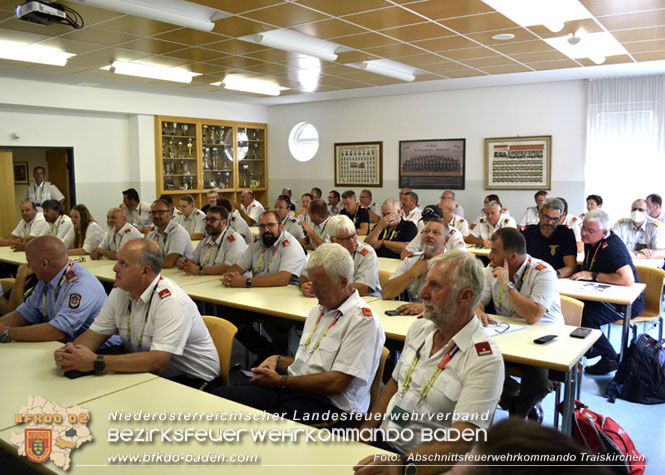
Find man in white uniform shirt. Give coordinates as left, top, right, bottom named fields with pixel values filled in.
left=518, top=190, right=549, bottom=226
left=22, top=166, right=64, bottom=211
left=442, top=189, right=465, bottom=218
left=359, top=189, right=382, bottom=224
left=173, top=194, right=206, bottom=240
left=122, top=188, right=152, bottom=233
left=40, top=200, right=74, bottom=249
left=178, top=206, right=246, bottom=275
left=54, top=239, right=220, bottom=389
left=402, top=205, right=466, bottom=258
left=300, top=199, right=331, bottom=250
left=274, top=195, right=304, bottom=241
left=0, top=201, right=47, bottom=251
left=465, top=201, right=516, bottom=248
left=477, top=228, right=563, bottom=422
left=612, top=198, right=665, bottom=262
left=355, top=251, right=503, bottom=475
left=328, top=190, right=343, bottom=216
left=401, top=191, right=422, bottom=223
left=146, top=199, right=194, bottom=268
left=647, top=193, right=664, bottom=223
left=213, top=243, right=384, bottom=427
left=219, top=197, right=252, bottom=244
left=235, top=190, right=264, bottom=226
left=440, top=197, right=469, bottom=236
left=90, top=208, right=143, bottom=260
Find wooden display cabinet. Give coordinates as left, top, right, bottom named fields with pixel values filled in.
left=155, top=116, right=268, bottom=210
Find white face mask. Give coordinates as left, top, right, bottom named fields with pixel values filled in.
left=631, top=210, right=647, bottom=224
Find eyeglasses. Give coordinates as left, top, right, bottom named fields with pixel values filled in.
left=205, top=217, right=221, bottom=222
left=335, top=233, right=357, bottom=242
left=492, top=321, right=510, bottom=334
left=540, top=214, right=560, bottom=223
left=581, top=226, right=601, bottom=234
left=259, top=223, right=279, bottom=230
left=150, top=210, right=169, bottom=215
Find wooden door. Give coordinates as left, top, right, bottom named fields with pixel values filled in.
left=0, top=151, right=16, bottom=236
left=46, top=149, right=71, bottom=212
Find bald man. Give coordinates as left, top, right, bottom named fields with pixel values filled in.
left=91, top=208, right=143, bottom=260
left=0, top=236, right=107, bottom=343
left=0, top=200, right=47, bottom=251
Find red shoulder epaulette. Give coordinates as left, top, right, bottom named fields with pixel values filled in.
left=535, top=263, right=546, bottom=270
left=475, top=342, right=493, bottom=356
left=65, top=270, right=78, bottom=283
left=282, top=239, right=289, bottom=247
left=124, top=228, right=131, bottom=233
left=228, top=234, right=235, bottom=242
left=158, top=288, right=171, bottom=299
left=362, top=307, right=373, bottom=317
left=359, top=247, right=369, bottom=256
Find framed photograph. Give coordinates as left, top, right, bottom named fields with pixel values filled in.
left=14, top=161, right=29, bottom=185
left=484, top=135, right=552, bottom=190
left=334, top=141, right=382, bottom=187
left=399, top=138, right=465, bottom=189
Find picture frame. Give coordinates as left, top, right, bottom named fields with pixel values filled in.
left=484, top=135, right=552, bottom=190
left=399, top=138, right=465, bottom=189
left=334, top=141, right=382, bottom=187
left=14, top=161, right=29, bottom=185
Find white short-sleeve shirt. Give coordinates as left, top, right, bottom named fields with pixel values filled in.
left=404, top=226, right=467, bottom=255
left=192, top=228, right=247, bottom=267
left=611, top=218, right=665, bottom=252
left=172, top=209, right=206, bottom=236
left=123, top=202, right=152, bottom=228
left=229, top=210, right=252, bottom=244
left=241, top=200, right=265, bottom=225
left=235, top=230, right=306, bottom=284
left=146, top=221, right=194, bottom=261
left=470, top=214, right=517, bottom=240
left=99, top=222, right=143, bottom=252
left=519, top=206, right=540, bottom=226
left=79, top=221, right=106, bottom=254
left=12, top=213, right=48, bottom=239
left=23, top=181, right=64, bottom=210
left=41, top=214, right=75, bottom=249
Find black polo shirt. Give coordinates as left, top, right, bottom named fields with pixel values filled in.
left=375, top=219, right=418, bottom=259
left=340, top=206, right=370, bottom=229
left=522, top=224, right=577, bottom=270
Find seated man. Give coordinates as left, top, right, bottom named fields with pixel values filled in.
left=90, top=207, right=143, bottom=260
left=572, top=209, right=644, bottom=375
left=213, top=243, right=385, bottom=426
left=40, top=199, right=75, bottom=249
left=402, top=205, right=466, bottom=258
left=300, top=199, right=331, bottom=250
left=122, top=187, right=151, bottom=233
left=300, top=215, right=381, bottom=298
left=235, top=190, right=265, bottom=226
left=355, top=251, right=503, bottom=475
left=54, top=239, right=220, bottom=388
left=471, top=194, right=510, bottom=230
left=340, top=190, right=370, bottom=235
left=401, top=191, right=422, bottom=224
left=611, top=198, right=665, bottom=261
left=477, top=228, right=563, bottom=421
left=466, top=201, right=516, bottom=248
left=201, top=190, right=218, bottom=214
left=365, top=198, right=418, bottom=259
left=385, top=218, right=452, bottom=315
left=146, top=199, right=194, bottom=268
left=440, top=197, right=469, bottom=236
left=0, top=201, right=47, bottom=250
left=441, top=189, right=465, bottom=218
left=218, top=197, right=252, bottom=244
left=274, top=195, right=304, bottom=241
left=173, top=194, right=206, bottom=240
left=0, top=236, right=107, bottom=343
left=647, top=193, right=664, bottom=223
left=23, top=166, right=65, bottom=212
left=178, top=206, right=247, bottom=275
left=521, top=198, right=577, bottom=278
left=558, top=197, right=584, bottom=253
left=518, top=190, right=548, bottom=226
left=328, top=190, right=343, bottom=216
left=359, top=189, right=382, bottom=224
left=310, top=187, right=322, bottom=201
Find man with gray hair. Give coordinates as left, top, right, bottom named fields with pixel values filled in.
left=90, top=207, right=143, bottom=260
left=355, top=250, right=503, bottom=474
left=465, top=200, right=516, bottom=248
left=40, top=199, right=75, bottom=249
left=54, top=239, right=220, bottom=389
left=521, top=197, right=577, bottom=278
left=365, top=198, right=418, bottom=259
left=572, top=209, right=644, bottom=375
left=442, top=189, right=465, bottom=217
left=300, top=215, right=381, bottom=298
left=213, top=243, right=385, bottom=426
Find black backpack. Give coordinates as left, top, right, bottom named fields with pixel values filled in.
left=606, top=334, right=665, bottom=404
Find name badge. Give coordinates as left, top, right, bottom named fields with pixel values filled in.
left=388, top=391, right=419, bottom=428
left=290, top=358, right=304, bottom=374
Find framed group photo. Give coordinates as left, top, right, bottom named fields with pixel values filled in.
left=399, top=138, right=465, bottom=189
left=484, top=135, right=552, bottom=189
left=334, top=141, right=382, bottom=187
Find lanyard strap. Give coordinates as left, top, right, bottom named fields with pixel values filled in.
left=126, top=277, right=161, bottom=347
left=41, top=261, right=74, bottom=319
left=204, top=229, right=225, bottom=264
left=402, top=341, right=459, bottom=400
left=584, top=239, right=604, bottom=271
left=303, top=310, right=342, bottom=350
left=155, top=230, right=169, bottom=256
left=257, top=240, right=279, bottom=271
left=498, top=256, right=531, bottom=309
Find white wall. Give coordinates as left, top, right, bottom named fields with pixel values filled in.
left=267, top=80, right=587, bottom=218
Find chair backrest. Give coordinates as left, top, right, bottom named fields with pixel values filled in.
left=378, top=270, right=392, bottom=291
left=369, top=347, right=390, bottom=409
left=202, top=316, right=238, bottom=387
left=635, top=266, right=665, bottom=317
left=560, top=295, right=584, bottom=327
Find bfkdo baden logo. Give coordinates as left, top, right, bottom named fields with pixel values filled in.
left=11, top=395, right=92, bottom=470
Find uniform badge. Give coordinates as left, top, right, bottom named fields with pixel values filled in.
left=282, top=239, right=289, bottom=247
left=359, top=247, right=369, bottom=256
left=68, top=293, right=82, bottom=309
left=619, top=218, right=624, bottom=223
left=228, top=235, right=235, bottom=242
left=459, top=218, right=465, bottom=223
left=361, top=307, right=373, bottom=317
left=65, top=270, right=78, bottom=283
left=475, top=342, right=493, bottom=356
left=504, top=218, right=509, bottom=224
left=253, top=235, right=258, bottom=242
left=25, top=428, right=52, bottom=463
left=124, top=228, right=131, bottom=233
left=602, top=241, right=609, bottom=249
left=535, top=263, right=546, bottom=270
left=548, top=245, right=559, bottom=256
left=158, top=289, right=171, bottom=299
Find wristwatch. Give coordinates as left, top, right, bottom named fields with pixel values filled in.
left=592, top=272, right=599, bottom=282
left=198, top=266, right=204, bottom=276
left=279, top=375, right=288, bottom=392
left=0, top=327, right=11, bottom=343
left=245, top=278, right=253, bottom=288
left=399, top=453, right=417, bottom=475
left=503, top=281, right=516, bottom=293
left=93, top=354, right=106, bottom=374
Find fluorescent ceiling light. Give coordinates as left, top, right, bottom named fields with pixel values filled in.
left=66, top=0, right=229, bottom=32
left=0, top=40, right=75, bottom=66
left=348, top=59, right=417, bottom=82
left=101, top=61, right=201, bottom=83
left=214, top=75, right=288, bottom=96
left=239, top=29, right=341, bottom=62
left=544, top=32, right=628, bottom=64
left=297, top=56, right=321, bottom=92
left=482, top=0, right=592, bottom=33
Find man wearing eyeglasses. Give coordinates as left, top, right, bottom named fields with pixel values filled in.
left=178, top=206, right=247, bottom=276
left=611, top=198, right=665, bottom=262
left=300, top=215, right=380, bottom=298
left=465, top=201, right=516, bottom=248
left=274, top=195, right=304, bottom=241
left=172, top=194, right=206, bottom=240
left=146, top=199, right=194, bottom=268
left=572, top=209, right=644, bottom=375
left=521, top=198, right=577, bottom=278
left=477, top=228, right=563, bottom=422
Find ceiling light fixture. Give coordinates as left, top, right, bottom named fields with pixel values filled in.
left=492, top=33, right=515, bottom=41
left=481, top=0, right=592, bottom=33
left=213, top=75, right=288, bottom=96
left=239, top=29, right=341, bottom=62
left=544, top=32, right=626, bottom=66
left=66, top=0, right=229, bottom=32
left=0, top=39, right=75, bottom=66
left=348, top=59, right=417, bottom=82
left=101, top=60, right=201, bottom=83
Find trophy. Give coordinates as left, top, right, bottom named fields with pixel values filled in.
left=222, top=155, right=229, bottom=171
left=202, top=147, right=210, bottom=170
left=202, top=125, right=208, bottom=143
left=215, top=172, right=221, bottom=188
left=168, top=139, right=174, bottom=158
left=182, top=124, right=189, bottom=136
left=211, top=148, right=219, bottom=169
left=187, top=138, right=193, bottom=157
left=224, top=171, right=230, bottom=188
left=172, top=122, right=178, bottom=135
left=242, top=163, right=249, bottom=187
left=177, top=141, right=184, bottom=158
left=218, top=127, right=225, bottom=144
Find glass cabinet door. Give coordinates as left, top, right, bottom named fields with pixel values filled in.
left=239, top=127, right=265, bottom=188
left=202, top=123, right=233, bottom=190
left=161, top=120, right=197, bottom=191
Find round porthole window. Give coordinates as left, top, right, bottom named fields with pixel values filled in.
left=288, top=122, right=319, bottom=162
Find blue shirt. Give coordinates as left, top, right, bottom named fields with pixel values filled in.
left=17, top=261, right=108, bottom=342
